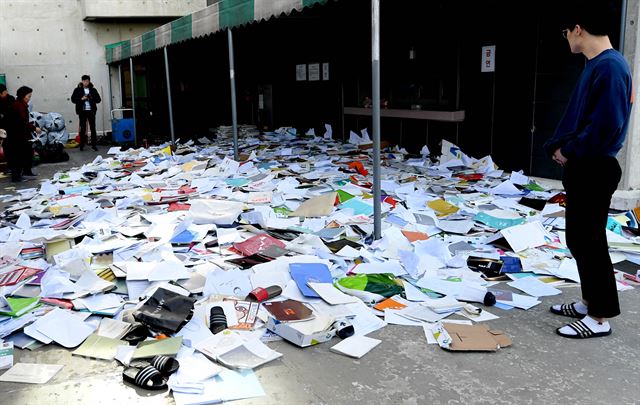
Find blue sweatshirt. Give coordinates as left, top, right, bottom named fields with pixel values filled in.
left=543, top=48, right=633, bottom=159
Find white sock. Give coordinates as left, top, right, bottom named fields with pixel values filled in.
left=558, top=315, right=610, bottom=336
left=551, top=301, right=588, bottom=314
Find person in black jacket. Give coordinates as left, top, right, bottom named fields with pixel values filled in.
left=6, top=86, right=41, bottom=182
left=71, top=74, right=101, bottom=151
left=0, top=84, right=15, bottom=133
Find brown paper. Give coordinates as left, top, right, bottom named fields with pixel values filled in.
left=443, top=323, right=512, bottom=352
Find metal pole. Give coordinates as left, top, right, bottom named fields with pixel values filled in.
left=107, top=65, right=113, bottom=113
left=619, top=0, right=628, bottom=53
left=164, top=47, right=176, bottom=145
left=129, top=57, right=137, bottom=146
left=118, top=64, right=122, bottom=106
left=372, top=0, right=381, bottom=240
left=228, top=29, right=239, bottom=160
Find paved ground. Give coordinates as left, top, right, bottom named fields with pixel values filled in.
left=0, top=145, right=103, bottom=194
left=2, top=287, right=639, bottom=405
left=1, top=148, right=639, bottom=405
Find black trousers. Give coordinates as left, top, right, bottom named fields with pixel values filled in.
left=78, top=110, right=97, bottom=147
left=4, top=138, right=33, bottom=180
left=563, top=156, right=621, bottom=318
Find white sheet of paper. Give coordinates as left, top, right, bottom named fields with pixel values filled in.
left=344, top=301, right=386, bottom=336
left=395, top=305, right=450, bottom=323
left=330, top=335, right=381, bottom=358
left=307, top=282, right=358, bottom=305
left=76, top=294, right=123, bottom=312
left=0, top=363, right=64, bottom=384
left=457, top=308, right=500, bottom=322
left=497, top=293, right=541, bottom=310
left=551, top=258, right=581, bottom=283
left=96, top=318, right=131, bottom=339
left=384, top=309, right=424, bottom=326
left=203, top=268, right=252, bottom=298
left=335, top=245, right=361, bottom=258
left=510, top=171, right=529, bottom=185
left=422, top=324, right=438, bottom=344
left=501, top=221, right=549, bottom=252
left=353, top=260, right=407, bottom=277
left=149, top=261, right=191, bottom=281
left=507, top=276, right=562, bottom=297
left=35, top=308, right=93, bottom=348
left=217, top=228, right=241, bottom=245
left=491, top=180, right=523, bottom=195
left=176, top=317, right=214, bottom=348
left=402, top=279, right=430, bottom=302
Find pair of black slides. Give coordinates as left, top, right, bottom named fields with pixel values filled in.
left=123, top=355, right=180, bottom=390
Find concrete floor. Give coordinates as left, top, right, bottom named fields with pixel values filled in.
left=2, top=287, right=639, bottom=405
left=1, top=147, right=640, bottom=404
left=0, top=144, right=103, bottom=193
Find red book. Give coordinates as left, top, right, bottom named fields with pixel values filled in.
left=233, top=234, right=286, bottom=257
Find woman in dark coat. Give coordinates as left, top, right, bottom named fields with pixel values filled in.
left=5, top=86, right=41, bottom=182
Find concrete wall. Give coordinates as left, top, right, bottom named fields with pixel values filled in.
left=83, top=0, right=206, bottom=19
left=620, top=0, right=640, bottom=191
left=0, top=0, right=180, bottom=135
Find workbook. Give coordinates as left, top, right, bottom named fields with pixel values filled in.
left=0, top=297, right=40, bottom=318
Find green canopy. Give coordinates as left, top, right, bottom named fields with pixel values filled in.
left=106, top=0, right=329, bottom=63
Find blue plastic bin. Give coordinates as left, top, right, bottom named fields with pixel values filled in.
left=111, top=109, right=135, bottom=143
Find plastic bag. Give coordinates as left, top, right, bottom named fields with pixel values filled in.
left=336, top=273, right=404, bottom=305
left=133, top=288, right=196, bottom=334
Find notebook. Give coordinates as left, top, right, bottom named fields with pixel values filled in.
left=330, top=335, right=381, bottom=359
left=289, top=263, right=332, bottom=298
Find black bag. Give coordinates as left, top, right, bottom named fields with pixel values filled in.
left=39, top=142, right=69, bottom=163
left=133, top=288, right=196, bottom=334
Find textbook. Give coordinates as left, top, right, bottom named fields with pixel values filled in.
left=0, top=297, right=41, bottom=318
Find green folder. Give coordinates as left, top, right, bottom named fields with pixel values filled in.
left=0, top=297, right=40, bottom=317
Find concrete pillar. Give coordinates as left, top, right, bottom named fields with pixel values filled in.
left=614, top=0, right=640, bottom=209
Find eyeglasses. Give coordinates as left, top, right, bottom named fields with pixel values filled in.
left=562, top=29, right=570, bottom=39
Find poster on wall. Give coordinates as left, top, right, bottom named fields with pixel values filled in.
left=481, top=46, right=496, bottom=72
left=296, top=64, right=307, bottom=81
left=308, top=63, right=320, bottom=81
left=322, top=63, right=329, bottom=81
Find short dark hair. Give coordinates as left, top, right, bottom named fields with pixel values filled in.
left=16, top=86, right=33, bottom=101
left=81, top=75, right=90, bottom=81
left=564, top=0, right=619, bottom=36
left=0, top=84, right=6, bottom=93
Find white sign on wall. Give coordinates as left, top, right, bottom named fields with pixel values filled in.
left=481, top=45, right=496, bottom=72
left=296, top=64, right=307, bottom=81
left=308, top=63, right=320, bottom=81
left=322, top=63, right=329, bottom=81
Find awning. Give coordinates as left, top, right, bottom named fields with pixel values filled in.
left=106, top=0, right=329, bottom=63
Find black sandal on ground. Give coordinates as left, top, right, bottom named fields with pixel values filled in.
left=122, top=365, right=167, bottom=390
left=130, top=355, right=180, bottom=376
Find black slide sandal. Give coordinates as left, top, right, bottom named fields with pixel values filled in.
left=556, top=320, right=612, bottom=339
left=550, top=302, right=586, bottom=318
left=130, top=355, right=180, bottom=376
left=123, top=365, right=167, bottom=390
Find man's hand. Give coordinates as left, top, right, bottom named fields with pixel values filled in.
left=34, top=127, right=42, bottom=134
left=552, top=148, right=567, bottom=166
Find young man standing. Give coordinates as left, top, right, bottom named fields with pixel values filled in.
left=71, top=74, right=101, bottom=151
left=544, top=0, right=633, bottom=339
